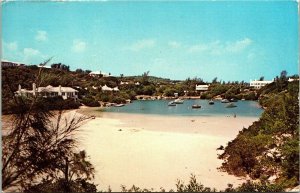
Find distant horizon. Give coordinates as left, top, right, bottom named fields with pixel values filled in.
left=2, top=1, right=299, bottom=82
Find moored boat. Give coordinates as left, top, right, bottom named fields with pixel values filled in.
left=221, top=99, right=230, bottom=103
left=226, top=102, right=237, bottom=108
left=230, top=98, right=238, bottom=102
left=192, top=104, right=201, bottom=109
left=168, top=101, right=176, bottom=106
left=114, top=104, right=125, bottom=107
left=174, top=98, right=184, bottom=104
left=208, top=100, right=214, bottom=105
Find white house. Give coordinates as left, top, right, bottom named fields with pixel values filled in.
left=101, top=84, right=119, bottom=92
left=89, top=71, right=111, bottom=77
left=2, top=60, right=25, bottom=67
left=288, top=78, right=299, bottom=82
left=120, top=81, right=130, bottom=85
left=16, top=83, right=78, bottom=100
left=195, top=84, right=209, bottom=91
left=250, top=79, right=273, bottom=89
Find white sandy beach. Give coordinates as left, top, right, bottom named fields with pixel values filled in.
left=77, top=111, right=258, bottom=191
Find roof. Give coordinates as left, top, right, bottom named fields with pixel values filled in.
left=89, top=71, right=101, bottom=75
left=38, top=85, right=78, bottom=92
left=102, top=85, right=113, bottom=91
left=196, top=85, right=209, bottom=87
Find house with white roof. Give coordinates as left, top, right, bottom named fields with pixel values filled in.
left=16, top=83, right=78, bottom=100
left=250, top=79, right=273, bottom=89
left=2, top=60, right=25, bottom=67
left=101, top=85, right=119, bottom=92
left=195, top=84, right=209, bottom=91
left=89, top=71, right=111, bottom=77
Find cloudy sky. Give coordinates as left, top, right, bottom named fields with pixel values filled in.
left=2, top=1, right=299, bottom=81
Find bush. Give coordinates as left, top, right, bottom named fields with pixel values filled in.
left=81, top=97, right=100, bottom=107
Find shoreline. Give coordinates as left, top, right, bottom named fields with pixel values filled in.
left=76, top=109, right=258, bottom=191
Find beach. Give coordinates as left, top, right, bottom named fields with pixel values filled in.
left=77, top=110, right=258, bottom=191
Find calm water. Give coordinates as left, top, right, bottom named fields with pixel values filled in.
left=103, top=99, right=263, bottom=117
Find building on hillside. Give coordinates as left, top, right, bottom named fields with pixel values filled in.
left=38, top=65, right=51, bottom=69
left=2, top=60, right=25, bottom=67
left=120, top=81, right=129, bottom=85
left=101, top=84, right=119, bottom=92
left=250, top=79, right=273, bottom=89
left=288, top=78, right=299, bottom=82
left=16, top=83, right=78, bottom=100
left=89, top=71, right=111, bottom=77
left=195, top=84, right=209, bottom=91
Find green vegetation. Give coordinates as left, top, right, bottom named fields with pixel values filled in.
left=218, top=76, right=299, bottom=189
left=117, top=175, right=284, bottom=192
left=2, top=62, right=298, bottom=191
left=2, top=65, right=263, bottom=114
left=2, top=63, right=96, bottom=192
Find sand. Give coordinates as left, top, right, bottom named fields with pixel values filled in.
left=77, top=111, right=258, bottom=191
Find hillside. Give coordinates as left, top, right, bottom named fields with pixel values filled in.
left=218, top=79, right=299, bottom=189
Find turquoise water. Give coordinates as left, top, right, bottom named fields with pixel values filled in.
left=103, top=99, right=263, bottom=117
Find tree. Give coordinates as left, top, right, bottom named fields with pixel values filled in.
left=280, top=70, right=287, bottom=80
left=259, top=76, right=264, bottom=81
left=2, top=60, right=93, bottom=191
left=141, top=71, right=150, bottom=85
left=85, top=70, right=92, bottom=74
left=212, top=77, right=218, bottom=84
left=75, top=69, right=84, bottom=73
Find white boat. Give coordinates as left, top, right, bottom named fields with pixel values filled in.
left=192, top=104, right=201, bottom=109
left=226, top=103, right=237, bottom=108
left=208, top=100, right=214, bottom=105
left=168, top=101, right=176, bottom=106
left=114, top=104, right=125, bottom=107
left=174, top=98, right=184, bottom=104
left=221, top=99, right=230, bottom=103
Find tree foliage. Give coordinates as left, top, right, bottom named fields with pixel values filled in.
left=218, top=77, right=299, bottom=188
left=2, top=61, right=95, bottom=192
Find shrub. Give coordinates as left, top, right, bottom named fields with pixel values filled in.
left=81, top=97, right=100, bottom=107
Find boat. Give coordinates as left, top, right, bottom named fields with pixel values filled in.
left=230, top=98, right=238, bottom=102
left=168, top=101, right=176, bottom=106
left=226, top=103, right=237, bottom=108
left=174, top=98, right=184, bottom=104
left=208, top=100, right=214, bottom=105
left=114, top=104, right=125, bottom=107
left=221, top=99, right=230, bottom=103
left=192, top=104, right=201, bottom=109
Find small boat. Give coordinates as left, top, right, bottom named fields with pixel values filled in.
left=230, top=98, right=238, bottom=102
left=208, top=100, right=214, bottom=105
left=168, top=101, right=176, bottom=106
left=114, top=104, right=125, bottom=107
left=174, top=98, right=184, bottom=104
left=226, top=103, right=237, bottom=108
left=221, top=99, right=230, bottom=103
left=192, top=104, right=201, bottom=109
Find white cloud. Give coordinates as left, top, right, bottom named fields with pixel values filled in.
left=72, top=39, right=87, bottom=53
left=168, top=41, right=181, bottom=48
left=188, top=40, right=223, bottom=54
left=24, top=48, right=40, bottom=56
left=35, top=30, right=48, bottom=41
left=22, top=48, right=47, bottom=63
left=128, top=39, right=156, bottom=51
left=226, top=38, right=252, bottom=53
left=5, top=41, right=18, bottom=51
left=188, top=38, right=252, bottom=55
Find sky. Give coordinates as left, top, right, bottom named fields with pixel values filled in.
left=2, top=0, right=299, bottom=82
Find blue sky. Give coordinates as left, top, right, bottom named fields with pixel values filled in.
left=2, top=1, right=299, bottom=81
